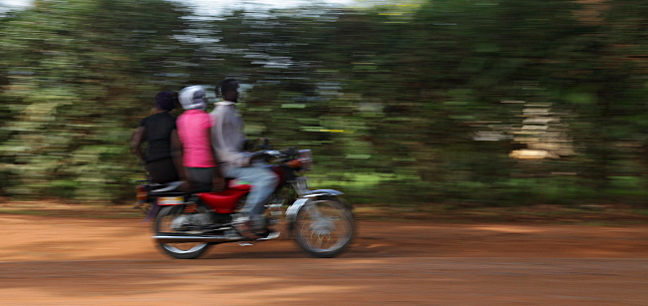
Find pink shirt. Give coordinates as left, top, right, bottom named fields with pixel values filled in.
left=177, top=110, right=216, bottom=168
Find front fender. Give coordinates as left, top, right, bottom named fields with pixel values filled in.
left=303, top=189, right=344, bottom=198
left=285, top=198, right=310, bottom=226
left=285, top=189, right=346, bottom=230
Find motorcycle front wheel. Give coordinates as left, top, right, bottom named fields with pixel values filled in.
left=153, top=205, right=211, bottom=259
left=293, top=197, right=354, bottom=258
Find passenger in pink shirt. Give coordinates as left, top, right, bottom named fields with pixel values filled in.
left=177, top=85, right=224, bottom=192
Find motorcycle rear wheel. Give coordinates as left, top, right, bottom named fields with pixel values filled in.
left=154, top=205, right=212, bottom=259
left=293, top=197, right=354, bottom=258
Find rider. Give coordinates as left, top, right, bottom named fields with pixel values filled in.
left=210, top=78, right=278, bottom=233
left=130, top=91, right=184, bottom=184
left=176, top=85, right=224, bottom=193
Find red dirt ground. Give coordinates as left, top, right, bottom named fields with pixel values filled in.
left=1, top=212, right=647, bottom=305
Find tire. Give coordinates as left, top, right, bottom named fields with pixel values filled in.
left=293, top=197, right=354, bottom=258
left=153, top=205, right=211, bottom=259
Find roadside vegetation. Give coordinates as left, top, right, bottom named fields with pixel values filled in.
left=2, top=0, right=648, bottom=212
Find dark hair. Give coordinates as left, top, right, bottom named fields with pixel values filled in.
left=218, top=78, right=238, bottom=96
left=155, top=91, right=177, bottom=111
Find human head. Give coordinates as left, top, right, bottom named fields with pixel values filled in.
left=154, top=91, right=177, bottom=111
left=218, top=78, right=239, bottom=102
left=178, top=85, right=207, bottom=110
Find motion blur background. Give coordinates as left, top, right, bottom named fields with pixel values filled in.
left=1, top=0, right=647, bottom=209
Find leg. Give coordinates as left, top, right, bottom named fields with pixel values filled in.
left=224, top=165, right=278, bottom=215
left=146, top=158, right=179, bottom=184
left=186, top=167, right=215, bottom=193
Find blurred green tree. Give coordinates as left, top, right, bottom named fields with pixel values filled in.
left=0, top=0, right=194, bottom=202
left=2, top=0, right=648, bottom=207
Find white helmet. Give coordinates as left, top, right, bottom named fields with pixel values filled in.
left=178, top=85, right=207, bottom=110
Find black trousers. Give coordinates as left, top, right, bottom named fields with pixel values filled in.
left=145, top=158, right=179, bottom=184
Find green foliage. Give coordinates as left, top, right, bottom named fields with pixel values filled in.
left=0, top=0, right=194, bottom=202
left=2, top=0, right=648, bottom=207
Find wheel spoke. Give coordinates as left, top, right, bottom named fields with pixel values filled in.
left=155, top=206, right=210, bottom=258
left=295, top=199, right=353, bottom=256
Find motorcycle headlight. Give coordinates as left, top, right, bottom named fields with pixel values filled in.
left=298, top=149, right=312, bottom=171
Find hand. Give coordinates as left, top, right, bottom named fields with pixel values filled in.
left=211, top=177, right=225, bottom=192
left=281, top=147, right=297, bottom=156
left=258, top=137, right=270, bottom=149
left=179, top=180, right=191, bottom=193
left=249, top=151, right=268, bottom=164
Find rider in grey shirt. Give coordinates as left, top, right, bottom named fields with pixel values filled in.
left=210, top=78, right=278, bottom=234
left=210, top=99, right=252, bottom=167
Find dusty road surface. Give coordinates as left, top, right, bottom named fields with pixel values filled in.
left=1, top=214, right=647, bottom=305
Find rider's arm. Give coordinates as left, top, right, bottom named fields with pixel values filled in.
left=207, top=126, right=225, bottom=191
left=130, top=127, right=145, bottom=161
left=170, top=129, right=188, bottom=183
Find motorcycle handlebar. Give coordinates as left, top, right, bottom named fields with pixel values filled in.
left=253, top=147, right=298, bottom=160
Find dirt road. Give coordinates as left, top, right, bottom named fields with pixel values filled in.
left=1, top=214, right=647, bottom=305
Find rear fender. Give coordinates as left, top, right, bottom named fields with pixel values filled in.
left=141, top=195, right=190, bottom=223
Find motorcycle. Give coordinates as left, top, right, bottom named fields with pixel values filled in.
left=135, top=148, right=354, bottom=259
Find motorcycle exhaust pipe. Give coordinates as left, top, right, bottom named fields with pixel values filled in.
left=152, top=235, right=241, bottom=243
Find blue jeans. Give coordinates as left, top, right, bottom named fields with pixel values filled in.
left=224, top=163, right=278, bottom=216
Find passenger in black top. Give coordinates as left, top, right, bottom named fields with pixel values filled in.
left=130, top=91, right=184, bottom=184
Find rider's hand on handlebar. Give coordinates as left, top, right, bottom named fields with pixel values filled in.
left=258, top=137, right=271, bottom=149
left=245, top=138, right=272, bottom=151
left=280, top=147, right=297, bottom=156
left=248, top=151, right=267, bottom=164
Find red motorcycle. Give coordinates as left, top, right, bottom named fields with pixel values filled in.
left=135, top=148, right=354, bottom=259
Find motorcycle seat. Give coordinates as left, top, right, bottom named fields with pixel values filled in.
left=198, top=188, right=250, bottom=214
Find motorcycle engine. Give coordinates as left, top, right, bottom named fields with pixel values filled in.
left=170, top=213, right=211, bottom=231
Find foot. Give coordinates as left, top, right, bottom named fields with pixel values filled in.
left=232, top=213, right=267, bottom=238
